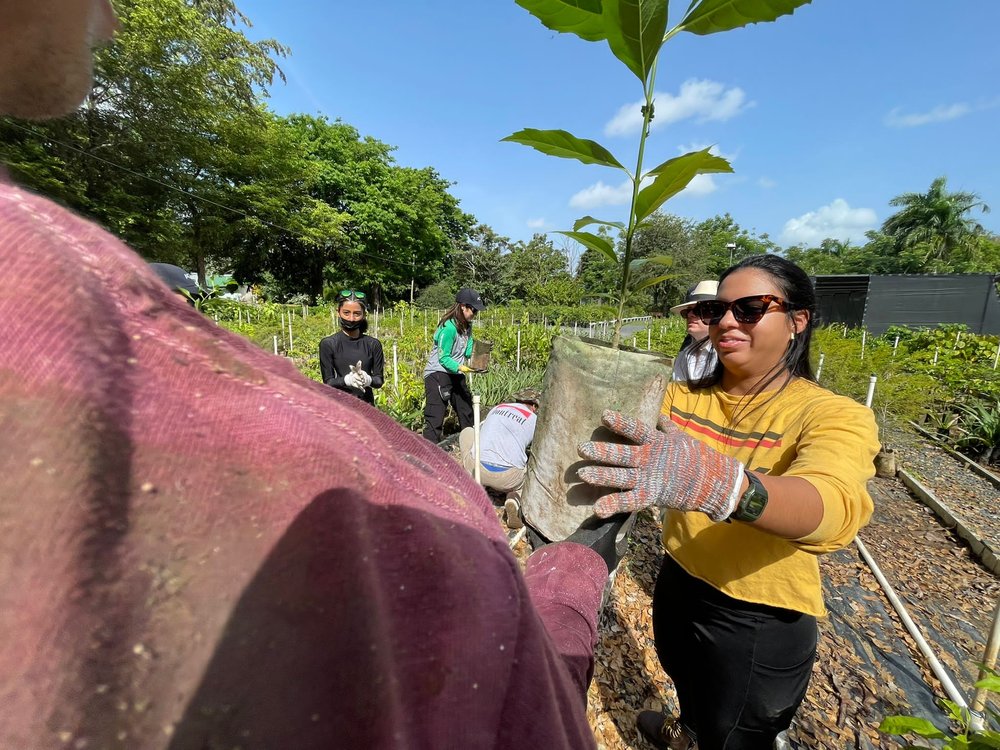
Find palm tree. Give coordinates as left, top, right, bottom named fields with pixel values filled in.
left=881, top=177, right=990, bottom=269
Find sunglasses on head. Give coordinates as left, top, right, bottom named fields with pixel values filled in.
left=692, top=294, right=792, bottom=325
left=339, top=289, right=366, bottom=300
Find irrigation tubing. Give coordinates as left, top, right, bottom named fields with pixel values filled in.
left=854, top=536, right=975, bottom=719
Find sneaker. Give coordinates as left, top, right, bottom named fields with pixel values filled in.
left=636, top=710, right=696, bottom=750
left=504, top=496, right=523, bottom=529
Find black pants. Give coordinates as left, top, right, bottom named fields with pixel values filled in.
left=422, top=371, right=473, bottom=443
left=652, top=555, right=817, bottom=750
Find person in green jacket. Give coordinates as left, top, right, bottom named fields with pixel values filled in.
left=422, top=288, right=486, bottom=442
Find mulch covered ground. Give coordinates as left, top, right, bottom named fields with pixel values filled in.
left=502, top=424, right=1000, bottom=748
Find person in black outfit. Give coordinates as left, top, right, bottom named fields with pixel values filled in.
left=319, top=290, right=385, bottom=404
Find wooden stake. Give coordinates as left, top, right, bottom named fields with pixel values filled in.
left=473, top=395, right=482, bottom=485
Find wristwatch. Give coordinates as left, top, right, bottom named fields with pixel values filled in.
left=730, top=471, right=768, bottom=523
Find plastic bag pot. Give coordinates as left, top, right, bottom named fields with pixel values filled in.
left=469, top=339, right=492, bottom=372
left=521, top=335, right=670, bottom=541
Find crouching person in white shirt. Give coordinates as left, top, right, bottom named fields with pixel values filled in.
left=460, top=388, right=541, bottom=528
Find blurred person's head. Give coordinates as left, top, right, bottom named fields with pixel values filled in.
left=0, top=0, right=118, bottom=120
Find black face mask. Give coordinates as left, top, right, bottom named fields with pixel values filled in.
left=340, top=318, right=364, bottom=331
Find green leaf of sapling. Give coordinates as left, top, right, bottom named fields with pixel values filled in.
left=632, top=273, right=674, bottom=291
left=502, top=129, right=627, bottom=170
left=574, top=215, right=626, bottom=231
left=628, top=253, right=674, bottom=271
left=974, top=676, right=1000, bottom=694
left=877, top=716, right=949, bottom=740
left=602, top=0, right=669, bottom=82
left=556, top=230, right=619, bottom=265
left=635, top=148, right=733, bottom=223
left=515, top=0, right=608, bottom=42
left=678, top=0, right=813, bottom=37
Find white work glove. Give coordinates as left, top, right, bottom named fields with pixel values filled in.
left=347, top=360, right=368, bottom=391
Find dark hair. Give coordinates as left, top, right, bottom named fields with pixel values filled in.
left=693, top=254, right=816, bottom=402
left=337, top=295, right=369, bottom=334
left=438, top=302, right=471, bottom=336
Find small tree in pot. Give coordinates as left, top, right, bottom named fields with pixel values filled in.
left=505, top=0, right=813, bottom=542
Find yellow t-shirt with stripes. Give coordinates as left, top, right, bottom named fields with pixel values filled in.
left=661, top=378, right=880, bottom=617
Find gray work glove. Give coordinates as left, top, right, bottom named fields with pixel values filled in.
left=577, top=409, right=744, bottom=521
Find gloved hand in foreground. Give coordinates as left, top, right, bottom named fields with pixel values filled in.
left=577, top=409, right=744, bottom=521
left=355, top=369, right=373, bottom=388
left=458, top=364, right=473, bottom=374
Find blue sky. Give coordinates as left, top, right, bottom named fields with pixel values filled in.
left=239, top=0, right=1000, bottom=251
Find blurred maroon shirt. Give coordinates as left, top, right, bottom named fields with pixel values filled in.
left=0, top=174, right=605, bottom=749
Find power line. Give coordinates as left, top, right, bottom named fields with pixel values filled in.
left=2, top=118, right=423, bottom=271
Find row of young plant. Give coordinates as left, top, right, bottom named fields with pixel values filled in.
left=211, top=300, right=666, bottom=431
left=813, top=324, right=1000, bottom=466
left=211, top=297, right=999, bottom=464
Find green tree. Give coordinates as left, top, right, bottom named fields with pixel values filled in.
left=0, top=0, right=290, bottom=284
left=576, top=229, right=619, bottom=301
left=690, top=214, right=780, bottom=279
left=527, top=273, right=584, bottom=306
left=505, top=233, right=570, bottom=300
left=785, top=238, right=859, bottom=276
left=450, top=224, right=513, bottom=304
left=255, top=115, right=471, bottom=303
left=881, top=176, right=991, bottom=272
left=629, top=212, right=696, bottom=310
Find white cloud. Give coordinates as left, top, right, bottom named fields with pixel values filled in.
left=780, top=199, right=877, bottom=245
left=884, top=103, right=971, bottom=128
left=757, top=177, right=777, bottom=189
left=570, top=141, right=729, bottom=208
left=680, top=174, right=718, bottom=197
left=526, top=217, right=547, bottom=229
left=675, top=142, right=738, bottom=163
left=568, top=180, right=633, bottom=210
left=604, top=79, right=751, bottom=136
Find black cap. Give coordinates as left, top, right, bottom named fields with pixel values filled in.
left=456, top=288, right=486, bottom=311
left=149, top=262, right=201, bottom=298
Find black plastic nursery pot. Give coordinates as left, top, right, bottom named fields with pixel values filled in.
left=521, top=335, right=671, bottom=541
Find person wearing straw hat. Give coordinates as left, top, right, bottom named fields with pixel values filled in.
left=669, top=280, right=719, bottom=383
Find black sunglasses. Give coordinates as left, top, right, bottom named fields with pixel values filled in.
left=339, top=289, right=366, bottom=300
left=693, top=294, right=792, bottom=325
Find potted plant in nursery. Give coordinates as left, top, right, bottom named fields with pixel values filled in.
left=504, top=0, right=812, bottom=542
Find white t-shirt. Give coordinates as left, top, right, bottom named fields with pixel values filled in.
left=479, top=403, right=537, bottom=469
